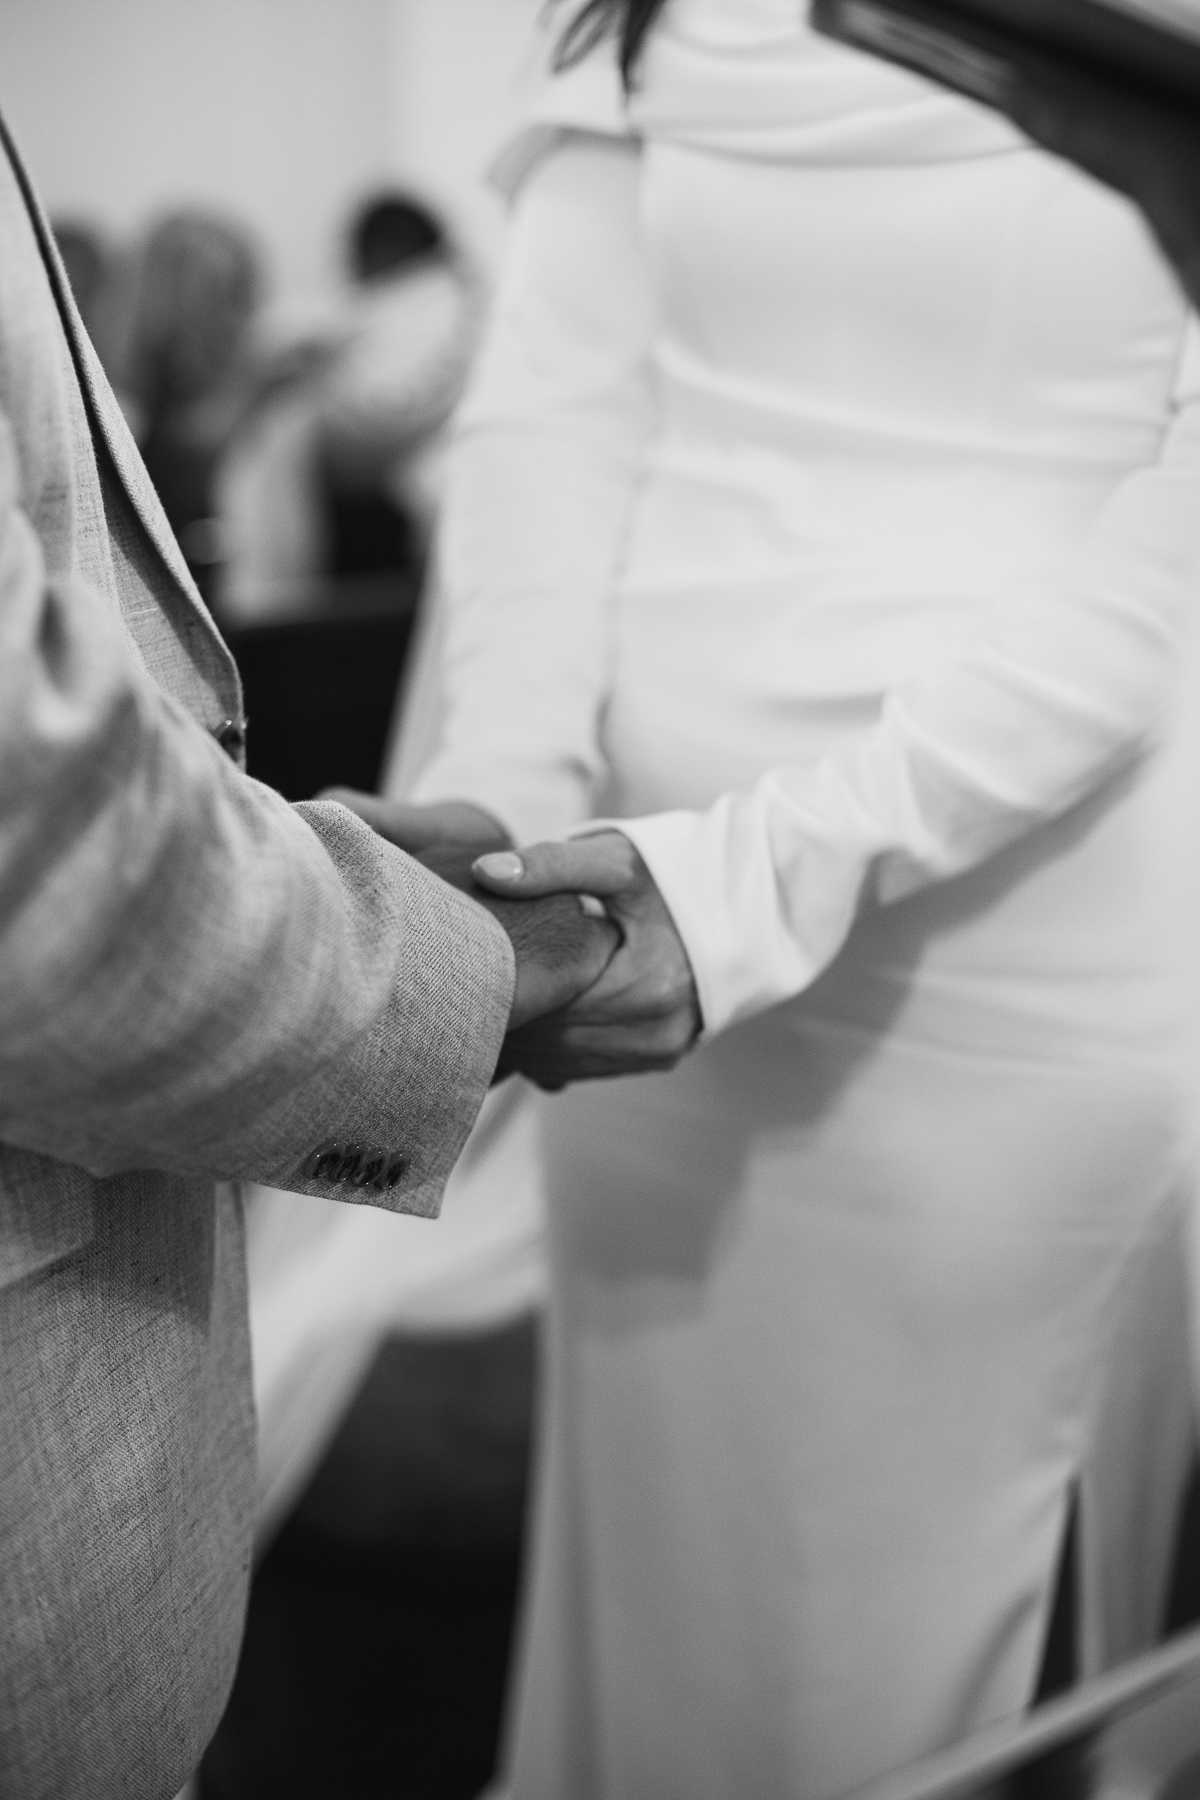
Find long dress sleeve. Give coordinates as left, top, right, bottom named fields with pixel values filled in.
left=410, top=135, right=657, bottom=843
left=617, top=331, right=1200, bottom=1032
left=417, top=121, right=1200, bottom=1040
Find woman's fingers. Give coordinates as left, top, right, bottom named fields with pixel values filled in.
left=473, top=831, right=640, bottom=899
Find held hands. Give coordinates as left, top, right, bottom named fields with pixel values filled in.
left=324, top=791, right=702, bottom=1086
left=322, top=791, right=621, bottom=1036
left=473, top=832, right=702, bottom=1088
left=415, top=841, right=621, bottom=1033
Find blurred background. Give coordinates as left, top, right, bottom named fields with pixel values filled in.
left=3, top=5, right=549, bottom=1796
left=5, top=0, right=541, bottom=791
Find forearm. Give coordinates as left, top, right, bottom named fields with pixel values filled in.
left=411, top=136, right=656, bottom=842
left=621, top=385, right=1200, bottom=1032
left=0, top=496, right=513, bottom=1205
left=413, top=417, right=643, bottom=839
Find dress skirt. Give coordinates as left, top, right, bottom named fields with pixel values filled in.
left=504, top=653, right=1197, bottom=1799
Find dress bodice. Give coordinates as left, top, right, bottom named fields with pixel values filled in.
left=632, top=1, right=1188, bottom=578
left=501, top=2, right=1193, bottom=637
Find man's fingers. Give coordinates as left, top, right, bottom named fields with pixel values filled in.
left=503, top=897, right=621, bottom=1031
left=501, top=1021, right=691, bottom=1085
left=505, top=997, right=699, bottom=1071
left=473, top=831, right=639, bottom=900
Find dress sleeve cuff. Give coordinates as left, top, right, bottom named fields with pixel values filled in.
left=570, top=793, right=867, bottom=1038
left=565, top=804, right=789, bottom=1037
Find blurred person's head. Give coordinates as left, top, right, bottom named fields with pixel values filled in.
left=52, top=219, right=110, bottom=324
left=122, top=209, right=261, bottom=421
left=348, top=193, right=446, bottom=284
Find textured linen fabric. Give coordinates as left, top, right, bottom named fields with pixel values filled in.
left=415, top=5, right=1200, bottom=1796
left=0, top=111, right=514, bottom=1800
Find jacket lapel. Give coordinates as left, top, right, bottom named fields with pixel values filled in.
left=0, top=106, right=237, bottom=686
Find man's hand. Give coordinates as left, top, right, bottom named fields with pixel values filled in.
left=320, top=792, right=512, bottom=857
left=416, top=843, right=620, bottom=1033
left=1000, top=49, right=1200, bottom=311
left=472, top=832, right=702, bottom=1087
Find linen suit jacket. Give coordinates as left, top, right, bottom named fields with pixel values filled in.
left=0, top=117, right=514, bottom=1800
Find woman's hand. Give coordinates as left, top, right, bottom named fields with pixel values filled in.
left=318, top=792, right=511, bottom=857
left=472, top=831, right=702, bottom=1087
left=409, top=842, right=621, bottom=1034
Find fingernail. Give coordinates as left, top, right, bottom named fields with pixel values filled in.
left=474, top=851, right=524, bottom=882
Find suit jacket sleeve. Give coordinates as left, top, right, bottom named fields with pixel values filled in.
left=0, top=413, right=514, bottom=1216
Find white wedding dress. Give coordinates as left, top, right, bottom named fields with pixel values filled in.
left=412, top=3, right=1200, bottom=1794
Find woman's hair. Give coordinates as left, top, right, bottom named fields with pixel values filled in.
left=552, top=0, right=671, bottom=87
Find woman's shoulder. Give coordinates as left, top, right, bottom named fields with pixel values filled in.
left=490, top=15, right=634, bottom=204
left=490, top=0, right=1025, bottom=199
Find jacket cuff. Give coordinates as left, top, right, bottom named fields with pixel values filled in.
left=231, top=842, right=514, bottom=1216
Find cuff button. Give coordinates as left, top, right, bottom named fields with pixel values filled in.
left=351, top=1148, right=386, bottom=1188
left=302, top=1139, right=342, bottom=1181
left=334, top=1143, right=365, bottom=1183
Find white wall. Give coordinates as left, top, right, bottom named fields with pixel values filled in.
left=0, top=0, right=543, bottom=301
left=385, top=0, right=544, bottom=262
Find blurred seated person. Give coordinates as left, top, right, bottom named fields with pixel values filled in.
left=321, top=193, right=484, bottom=573
left=113, top=209, right=262, bottom=604
left=216, top=192, right=482, bottom=621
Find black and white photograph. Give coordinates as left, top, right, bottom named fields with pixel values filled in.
left=3, top=2, right=1200, bottom=1796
